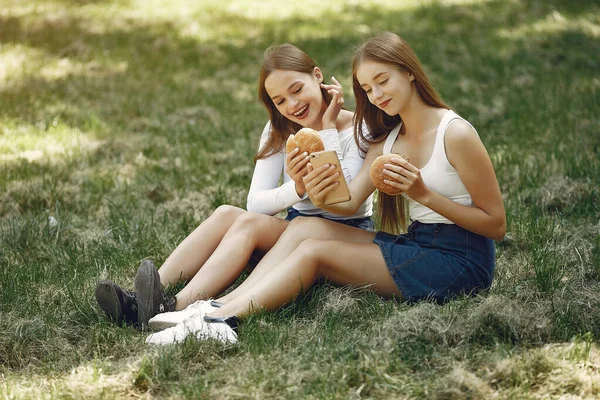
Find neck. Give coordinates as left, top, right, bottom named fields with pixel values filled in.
left=305, top=103, right=329, bottom=131
left=305, top=120, right=324, bottom=131
left=398, top=97, right=440, bottom=137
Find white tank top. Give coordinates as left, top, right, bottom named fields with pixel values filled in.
left=382, top=110, right=473, bottom=224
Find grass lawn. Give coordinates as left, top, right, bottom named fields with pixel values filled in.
left=1, top=0, right=599, bottom=398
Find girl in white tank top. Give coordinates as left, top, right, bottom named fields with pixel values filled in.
left=382, top=110, right=475, bottom=224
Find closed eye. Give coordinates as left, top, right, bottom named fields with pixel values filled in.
left=276, top=99, right=285, bottom=106
left=379, top=79, right=388, bottom=85
left=294, top=86, right=302, bottom=94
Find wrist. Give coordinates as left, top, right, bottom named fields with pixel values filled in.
left=295, top=182, right=306, bottom=198
left=319, top=127, right=337, bottom=135
left=417, top=188, right=434, bottom=207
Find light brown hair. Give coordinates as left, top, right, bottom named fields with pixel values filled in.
left=256, top=44, right=332, bottom=162
left=352, top=32, right=449, bottom=234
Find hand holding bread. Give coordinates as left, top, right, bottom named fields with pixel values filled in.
left=285, top=128, right=324, bottom=197
left=369, top=153, right=410, bottom=195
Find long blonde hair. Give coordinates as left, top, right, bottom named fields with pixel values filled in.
left=256, top=44, right=332, bottom=162
left=352, top=32, right=449, bottom=234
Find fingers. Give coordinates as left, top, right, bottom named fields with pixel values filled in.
left=321, top=85, right=343, bottom=101
left=304, top=164, right=339, bottom=191
left=291, top=157, right=310, bottom=176
left=321, top=76, right=342, bottom=90
left=382, top=178, right=403, bottom=191
left=390, top=156, right=418, bottom=173
left=287, top=148, right=309, bottom=169
left=321, top=76, right=343, bottom=95
left=314, top=171, right=340, bottom=194
left=286, top=148, right=299, bottom=163
left=383, top=157, right=418, bottom=177
left=304, top=162, right=333, bottom=181
left=382, top=159, right=420, bottom=191
left=330, top=89, right=344, bottom=105
left=303, top=163, right=340, bottom=205
left=286, top=148, right=310, bottom=180
left=383, top=163, right=410, bottom=180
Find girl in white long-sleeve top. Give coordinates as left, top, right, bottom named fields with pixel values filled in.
left=95, top=44, right=373, bottom=328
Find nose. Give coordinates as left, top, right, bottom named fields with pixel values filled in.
left=288, top=96, right=299, bottom=110
left=372, top=87, right=383, bottom=99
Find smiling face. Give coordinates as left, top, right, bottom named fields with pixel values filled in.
left=264, top=68, right=325, bottom=130
left=355, top=60, right=415, bottom=116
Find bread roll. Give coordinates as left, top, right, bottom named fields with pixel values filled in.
left=369, top=153, right=409, bottom=195
left=285, top=128, right=325, bottom=155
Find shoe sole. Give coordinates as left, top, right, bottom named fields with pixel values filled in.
left=148, top=320, right=175, bottom=331
left=135, top=261, right=158, bottom=328
left=95, top=281, right=123, bottom=323
left=148, top=301, right=213, bottom=331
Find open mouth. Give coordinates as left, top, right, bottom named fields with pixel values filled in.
left=292, top=104, right=309, bottom=119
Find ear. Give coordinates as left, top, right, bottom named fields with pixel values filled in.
left=313, top=67, right=324, bottom=84
left=408, top=72, right=415, bottom=82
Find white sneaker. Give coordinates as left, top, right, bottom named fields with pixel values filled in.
left=145, top=320, right=193, bottom=345
left=147, top=300, right=217, bottom=331
left=145, top=313, right=238, bottom=345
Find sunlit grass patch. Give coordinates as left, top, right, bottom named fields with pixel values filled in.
left=435, top=340, right=600, bottom=399
left=499, top=8, right=600, bottom=39
left=1, top=359, right=139, bottom=399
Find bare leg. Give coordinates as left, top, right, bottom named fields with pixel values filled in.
left=217, top=217, right=378, bottom=305
left=209, top=236, right=400, bottom=319
left=174, top=213, right=290, bottom=309
left=157, top=205, right=246, bottom=286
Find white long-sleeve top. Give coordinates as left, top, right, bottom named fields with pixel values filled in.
left=247, top=121, right=373, bottom=220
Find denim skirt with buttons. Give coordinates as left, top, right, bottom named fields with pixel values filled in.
left=373, top=221, right=495, bottom=303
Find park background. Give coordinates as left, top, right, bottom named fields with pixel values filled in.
left=1, top=0, right=599, bottom=398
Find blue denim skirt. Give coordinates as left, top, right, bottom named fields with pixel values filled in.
left=374, top=221, right=495, bottom=303
left=285, top=208, right=375, bottom=231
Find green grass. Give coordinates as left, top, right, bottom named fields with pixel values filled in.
left=1, top=0, right=599, bottom=398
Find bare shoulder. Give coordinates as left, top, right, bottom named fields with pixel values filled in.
left=444, top=119, right=488, bottom=166
left=445, top=119, right=479, bottom=143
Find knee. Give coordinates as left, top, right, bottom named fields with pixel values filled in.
left=294, top=239, right=324, bottom=266
left=287, top=216, right=324, bottom=238
left=230, top=212, right=264, bottom=234
left=213, top=205, right=245, bottom=223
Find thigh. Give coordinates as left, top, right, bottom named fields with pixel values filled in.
left=286, top=216, right=378, bottom=245
left=307, top=239, right=401, bottom=298
left=239, top=213, right=290, bottom=252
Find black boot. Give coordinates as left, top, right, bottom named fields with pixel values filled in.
left=134, top=259, right=176, bottom=328
left=95, top=280, right=138, bottom=326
